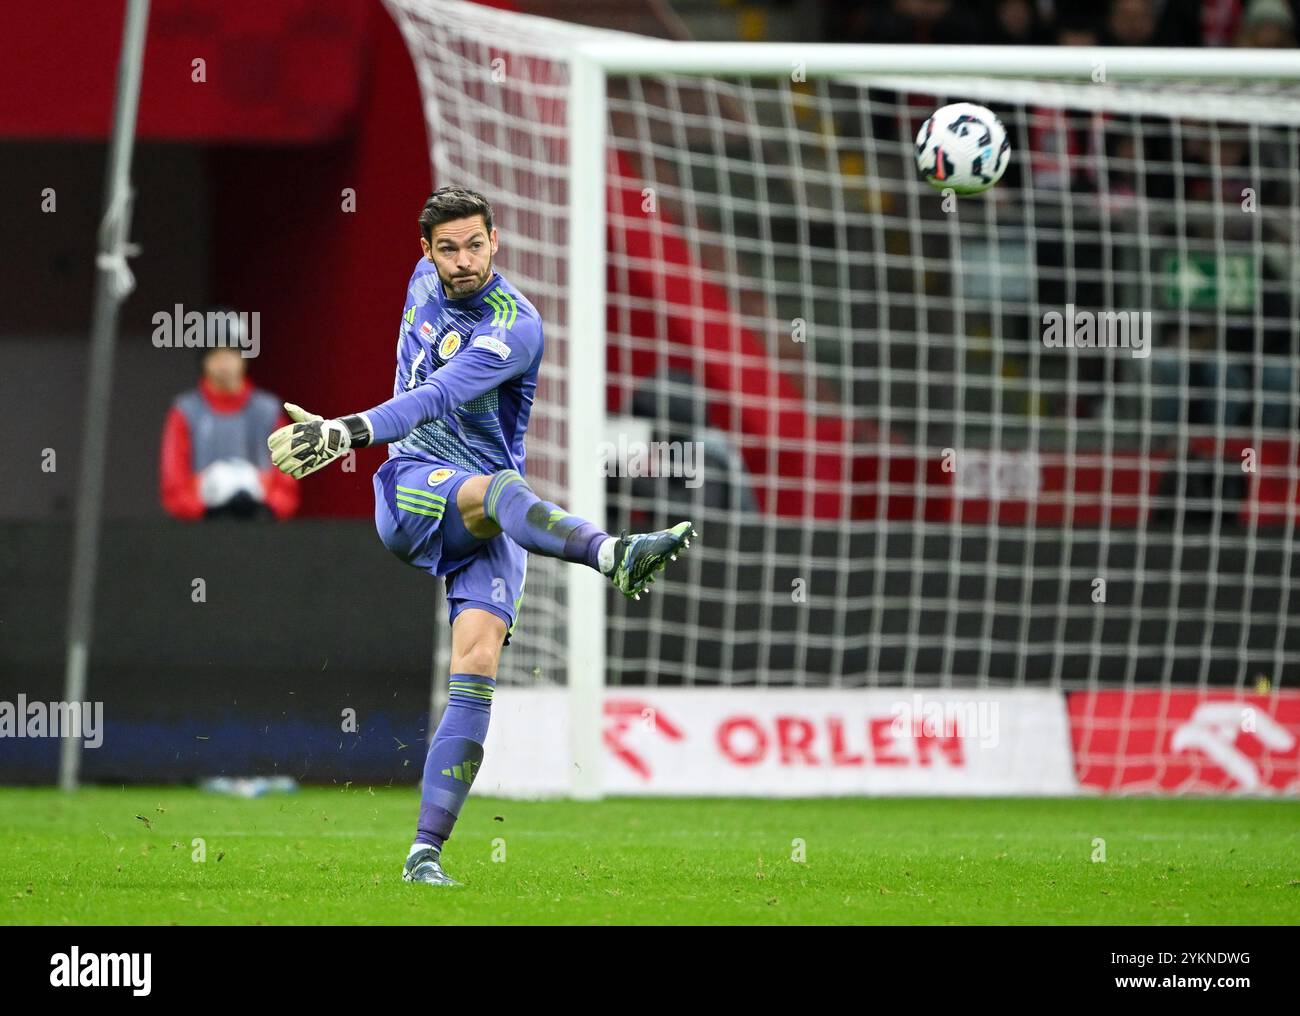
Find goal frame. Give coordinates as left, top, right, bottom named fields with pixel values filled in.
left=564, top=42, right=1300, bottom=798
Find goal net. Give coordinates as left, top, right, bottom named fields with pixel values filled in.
left=385, top=0, right=1300, bottom=788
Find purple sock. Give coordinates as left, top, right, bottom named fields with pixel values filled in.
left=415, top=674, right=495, bottom=850
left=483, top=469, right=609, bottom=571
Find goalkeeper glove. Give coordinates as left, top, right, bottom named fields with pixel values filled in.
left=267, top=402, right=372, bottom=480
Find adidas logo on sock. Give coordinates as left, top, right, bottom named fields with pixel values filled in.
left=441, top=760, right=480, bottom=784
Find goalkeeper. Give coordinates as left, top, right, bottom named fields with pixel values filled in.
left=268, top=187, right=694, bottom=887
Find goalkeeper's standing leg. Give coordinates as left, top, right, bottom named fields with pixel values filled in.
left=404, top=607, right=504, bottom=887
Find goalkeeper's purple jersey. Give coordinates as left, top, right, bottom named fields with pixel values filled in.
left=379, top=260, right=543, bottom=476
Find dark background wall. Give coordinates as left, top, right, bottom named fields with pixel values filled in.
left=0, top=521, right=440, bottom=783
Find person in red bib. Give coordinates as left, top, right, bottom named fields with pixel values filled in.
left=161, top=344, right=299, bottom=520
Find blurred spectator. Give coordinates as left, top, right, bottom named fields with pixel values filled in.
left=1104, top=0, right=1204, bottom=46
left=842, top=0, right=984, bottom=43
left=987, top=0, right=1051, bottom=44
left=160, top=338, right=299, bottom=520
left=1055, top=8, right=1103, bottom=47
left=1106, top=0, right=1161, bottom=44
left=1236, top=0, right=1296, bottom=45
left=1201, top=0, right=1244, bottom=46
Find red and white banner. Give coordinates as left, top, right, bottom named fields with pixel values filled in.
left=476, top=689, right=1076, bottom=797
left=1068, top=690, right=1300, bottom=795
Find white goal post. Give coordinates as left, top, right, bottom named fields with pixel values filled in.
left=387, top=0, right=1300, bottom=799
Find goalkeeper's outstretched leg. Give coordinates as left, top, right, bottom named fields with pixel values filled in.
left=464, top=469, right=695, bottom=600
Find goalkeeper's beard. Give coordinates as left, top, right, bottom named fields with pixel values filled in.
left=441, top=258, right=493, bottom=299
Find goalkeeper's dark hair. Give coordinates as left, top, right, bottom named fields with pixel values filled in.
left=419, top=187, right=494, bottom=243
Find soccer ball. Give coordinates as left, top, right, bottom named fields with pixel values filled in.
left=915, top=102, right=1010, bottom=195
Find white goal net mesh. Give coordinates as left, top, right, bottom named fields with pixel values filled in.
left=386, top=1, right=1300, bottom=717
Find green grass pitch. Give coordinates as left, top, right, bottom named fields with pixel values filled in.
left=1, top=788, right=1297, bottom=925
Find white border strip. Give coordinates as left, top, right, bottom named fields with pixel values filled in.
left=580, top=42, right=1300, bottom=80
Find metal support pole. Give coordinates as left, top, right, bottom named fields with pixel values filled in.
left=59, top=0, right=150, bottom=791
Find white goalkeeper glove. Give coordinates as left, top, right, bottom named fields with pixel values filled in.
left=267, top=402, right=372, bottom=480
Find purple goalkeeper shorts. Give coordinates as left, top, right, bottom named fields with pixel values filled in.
left=372, top=455, right=526, bottom=644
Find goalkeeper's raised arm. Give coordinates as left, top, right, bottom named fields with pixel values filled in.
left=266, top=313, right=541, bottom=480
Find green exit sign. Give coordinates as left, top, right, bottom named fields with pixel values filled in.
left=1162, top=253, right=1255, bottom=310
